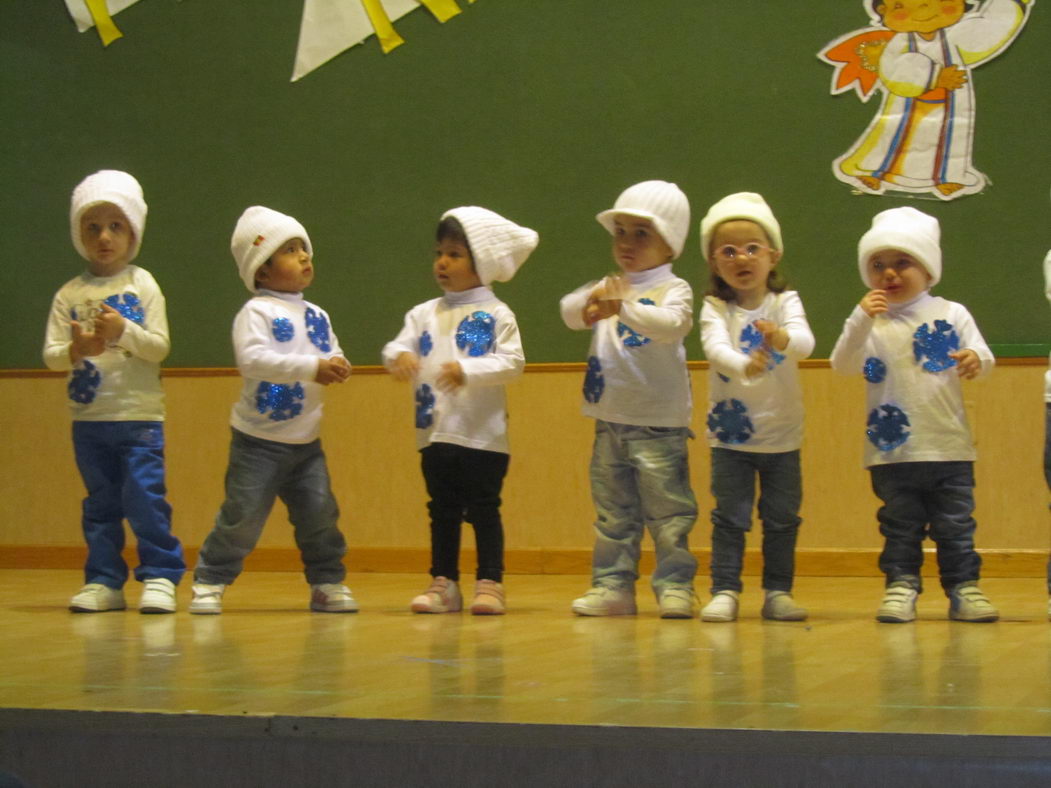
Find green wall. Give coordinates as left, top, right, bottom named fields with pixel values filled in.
left=4, top=1, right=1049, bottom=368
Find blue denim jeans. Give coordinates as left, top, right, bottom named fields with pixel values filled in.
left=72, top=421, right=184, bottom=589
left=870, top=461, right=981, bottom=595
left=195, top=429, right=346, bottom=586
left=588, top=420, right=698, bottom=597
left=709, top=447, right=801, bottom=594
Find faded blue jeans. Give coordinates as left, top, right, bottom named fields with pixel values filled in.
left=709, top=447, right=801, bottom=594
left=195, top=429, right=347, bottom=586
left=588, top=420, right=697, bottom=598
left=871, top=461, right=981, bottom=595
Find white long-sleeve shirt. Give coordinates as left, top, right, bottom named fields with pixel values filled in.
left=42, top=265, right=169, bottom=421
left=382, top=286, right=524, bottom=454
left=830, top=291, right=993, bottom=468
left=560, top=264, right=693, bottom=428
left=700, top=291, right=814, bottom=452
left=230, top=289, right=348, bottom=444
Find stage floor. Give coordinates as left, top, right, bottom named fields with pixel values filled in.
left=3, top=569, right=1051, bottom=737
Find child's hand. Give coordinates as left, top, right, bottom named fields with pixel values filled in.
left=389, top=351, right=420, bottom=382
left=860, top=289, right=889, bottom=317
left=69, top=321, right=106, bottom=362
left=950, top=349, right=981, bottom=380
left=315, top=357, right=350, bottom=385
left=744, top=347, right=771, bottom=379
left=93, top=303, right=126, bottom=343
left=583, top=276, right=628, bottom=326
left=753, top=319, right=788, bottom=351
left=436, top=361, right=465, bottom=393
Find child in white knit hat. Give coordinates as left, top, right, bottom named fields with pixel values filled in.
left=562, top=180, right=699, bottom=618
left=383, top=206, right=537, bottom=615
left=831, top=206, right=998, bottom=623
left=698, top=192, right=814, bottom=623
left=43, top=169, right=185, bottom=614
left=189, top=206, right=356, bottom=615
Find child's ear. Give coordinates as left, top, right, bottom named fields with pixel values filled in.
left=255, top=262, right=271, bottom=285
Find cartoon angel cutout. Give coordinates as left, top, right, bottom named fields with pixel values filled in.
left=820, top=0, right=1033, bottom=200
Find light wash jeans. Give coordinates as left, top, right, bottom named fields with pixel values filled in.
left=588, top=420, right=698, bottom=598
left=195, top=428, right=346, bottom=586
left=709, top=447, right=801, bottom=594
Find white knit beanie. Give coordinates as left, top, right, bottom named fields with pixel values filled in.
left=70, top=170, right=148, bottom=263
left=442, top=206, right=538, bottom=285
left=699, top=192, right=783, bottom=261
left=596, top=180, right=691, bottom=259
left=858, top=206, right=941, bottom=287
left=230, top=206, right=313, bottom=292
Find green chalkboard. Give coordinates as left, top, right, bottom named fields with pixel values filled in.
left=4, top=2, right=1049, bottom=368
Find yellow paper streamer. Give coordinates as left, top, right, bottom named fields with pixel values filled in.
left=417, top=0, right=462, bottom=23
left=84, top=0, right=124, bottom=47
left=361, top=0, right=405, bottom=54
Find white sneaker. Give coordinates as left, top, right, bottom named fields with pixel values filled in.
left=410, top=576, right=462, bottom=613
left=189, top=583, right=226, bottom=615
left=876, top=582, right=918, bottom=623
left=69, top=583, right=126, bottom=613
left=139, top=578, right=177, bottom=614
left=570, top=586, right=637, bottom=616
left=658, top=588, right=695, bottom=619
left=948, top=582, right=998, bottom=622
left=310, top=583, right=359, bottom=613
left=700, top=591, right=739, bottom=622
left=761, top=590, right=807, bottom=621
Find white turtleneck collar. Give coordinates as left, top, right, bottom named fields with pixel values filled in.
left=625, top=263, right=675, bottom=287
left=442, top=286, right=496, bottom=306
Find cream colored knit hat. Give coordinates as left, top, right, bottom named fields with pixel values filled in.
left=858, top=206, right=941, bottom=287
left=70, top=170, right=148, bottom=263
left=230, top=206, right=313, bottom=292
left=699, top=192, right=783, bottom=261
left=596, top=180, right=691, bottom=259
left=442, top=206, right=538, bottom=285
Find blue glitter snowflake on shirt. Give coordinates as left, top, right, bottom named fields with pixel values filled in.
left=419, top=331, right=433, bottom=357
left=739, top=322, right=784, bottom=370
left=913, top=320, right=959, bottom=373
left=863, top=357, right=887, bottom=383
left=104, top=293, right=145, bottom=325
left=255, top=382, right=304, bottom=421
left=68, top=360, right=101, bottom=404
left=616, top=298, right=654, bottom=348
left=272, top=317, right=294, bottom=342
left=305, top=308, right=331, bottom=352
left=456, top=312, right=496, bottom=357
left=583, top=356, right=605, bottom=403
left=866, top=404, right=911, bottom=451
left=416, top=383, right=435, bottom=428
left=707, top=399, right=755, bottom=444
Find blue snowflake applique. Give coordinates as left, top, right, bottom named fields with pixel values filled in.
left=456, top=311, right=496, bottom=357
left=68, top=360, right=102, bottom=404
left=272, top=317, right=294, bottom=342
left=866, top=404, right=911, bottom=451
left=104, top=293, right=145, bottom=325
left=255, top=382, right=305, bottom=421
left=707, top=398, right=755, bottom=445
left=305, top=307, right=332, bottom=352
left=419, top=330, right=433, bottom=357
left=616, top=298, right=655, bottom=348
left=415, top=383, right=436, bottom=428
left=913, top=320, right=959, bottom=373
left=863, top=357, right=886, bottom=383
left=739, top=322, right=784, bottom=370
left=583, top=355, right=605, bottom=404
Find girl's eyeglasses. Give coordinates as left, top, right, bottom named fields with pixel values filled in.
left=714, top=243, right=772, bottom=262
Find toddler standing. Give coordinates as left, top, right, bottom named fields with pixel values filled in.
left=43, top=170, right=184, bottom=614
left=698, top=192, right=814, bottom=622
left=383, top=207, right=537, bottom=615
left=562, top=180, right=698, bottom=618
left=830, top=206, right=998, bottom=623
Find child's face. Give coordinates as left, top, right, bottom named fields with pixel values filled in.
left=80, top=203, right=134, bottom=277
left=877, top=0, right=966, bottom=35
left=866, top=250, right=931, bottom=303
left=709, top=220, right=780, bottom=303
left=434, top=238, right=481, bottom=292
left=610, top=215, right=673, bottom=273
left=257, top=238, right=313, bottom=293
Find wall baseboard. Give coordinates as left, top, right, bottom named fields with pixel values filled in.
left=1, top=545, right=1045, bottom=578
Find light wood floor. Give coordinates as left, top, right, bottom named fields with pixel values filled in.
left=3, top=570, right=1051, bottom=737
